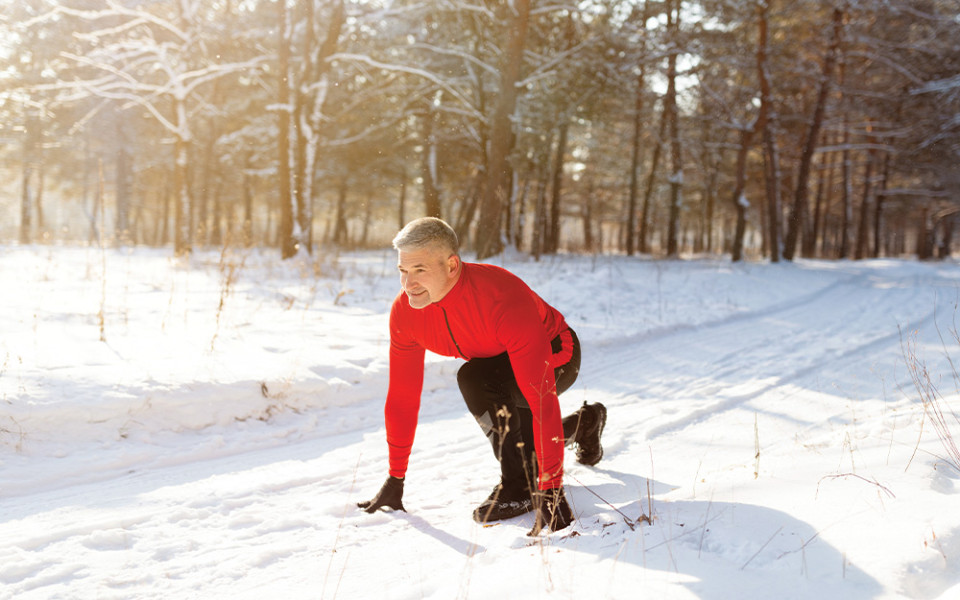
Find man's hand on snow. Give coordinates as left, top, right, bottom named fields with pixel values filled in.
left=357, top=476, right=406, bottom=513
left=528, top=486, right=573, bottom=536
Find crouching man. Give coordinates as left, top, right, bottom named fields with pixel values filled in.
left=358, top=217, right=606, bottom=535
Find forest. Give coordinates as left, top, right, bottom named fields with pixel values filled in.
left=2, top=0, right=958, bottom=261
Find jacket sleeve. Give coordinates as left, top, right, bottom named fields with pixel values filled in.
left=385, top=299, right=425, bottom=479
left=496, top=294, right=565, bottom=490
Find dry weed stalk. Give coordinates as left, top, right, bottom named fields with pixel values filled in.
left=816, top=473, right=896, bottom=500
left=321, top=455, right=363, bottom=600
left=754, top=412, right=760, bottom=479
left=211, top=239, right=248, bottom=352
left=97, top=158, right=107, bottom=343
left=899, top=322, right=960, bottom=474
left=0, top=416, right=25, bottom=452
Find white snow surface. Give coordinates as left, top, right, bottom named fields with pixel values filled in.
left=3, top=244, right=960, bottom=600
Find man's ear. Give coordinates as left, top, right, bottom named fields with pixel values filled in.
left=446, top=254, right=461, bottom=275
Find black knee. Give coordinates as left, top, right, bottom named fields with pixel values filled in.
left=458, top=360, right=492, bottom=418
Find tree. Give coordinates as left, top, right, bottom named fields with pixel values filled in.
left=783, top=7, right=843, bottom=261
left=29, top=1, right=267, bottom=254
left=624, top=1, right=653, bottom=256
left=663, top=0, right=683, bottom=257
left=756, top=0, right=782, bottom=262
left=476, top=0, right=531, bottom=260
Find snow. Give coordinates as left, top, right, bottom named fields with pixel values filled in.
left=3, top=244, right=960, bottom=600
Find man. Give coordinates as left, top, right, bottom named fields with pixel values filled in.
left=357, top=217, right=606, bottom=535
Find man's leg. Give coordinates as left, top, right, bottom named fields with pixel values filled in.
left=555, top=329, right=606, bottom=466
left=458, top=329, right=586, bottom=522
left=513, top=328, right=583, bottom=483
left=458, top=354, right=534, bottom=522
left=458, top=354, right=531, bottom=491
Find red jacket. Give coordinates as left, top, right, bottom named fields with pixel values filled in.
left=385, top=262, right=570, bottom=490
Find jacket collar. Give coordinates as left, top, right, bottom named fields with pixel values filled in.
left=435, top=261, right=469, bottom=309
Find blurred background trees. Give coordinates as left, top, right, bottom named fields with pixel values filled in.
left=2, top=0, right=957, bottom=261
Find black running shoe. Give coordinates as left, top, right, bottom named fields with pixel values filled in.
left=570, top=401, right=606, bottom=466
left=472, top=482, right=534, bottom=523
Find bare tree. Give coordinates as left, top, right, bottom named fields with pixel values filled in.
left=756, top=0, right=782, bottom=262
left=476, top=0, right=531, bottom=260
left=783, top=7, right=844, bottom=261
left=664, top=0, right=683, bottom=257
left=27, top=2, right=265, bottom=254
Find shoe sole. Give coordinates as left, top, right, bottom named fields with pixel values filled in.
left=577, top=402, right=606, bottom=466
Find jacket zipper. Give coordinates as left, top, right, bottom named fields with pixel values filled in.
left=441, top=307, right=465, bottom=358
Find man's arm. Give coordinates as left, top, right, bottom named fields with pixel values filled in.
left=384, top=299, right=426, bottom=480
left=359, top=299, right=424, bottom=513
left=498, top=297, right=566, bottom=491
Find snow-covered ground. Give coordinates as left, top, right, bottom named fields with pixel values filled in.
left=2, top=244, right=960, bottom=599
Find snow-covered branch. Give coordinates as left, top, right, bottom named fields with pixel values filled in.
left=914, top=74, right=960, bottom=96
left=31, top=0, right=189, bottom=43
left=329, top=52, right=481, bottom=118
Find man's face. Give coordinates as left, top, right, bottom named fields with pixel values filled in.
left=397, top=244, right=461, bottom=309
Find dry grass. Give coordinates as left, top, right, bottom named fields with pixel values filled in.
left=899, top=319, right=960, bottom=475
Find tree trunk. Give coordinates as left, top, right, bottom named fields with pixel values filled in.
left=583, top=176, right=595, bottom=252
left=730, top=123, right=755, bottom=263
left=35, top=161, right=46, bottom=239
left=115, top=115, right=132, bottom=245
left=665, top=3, right=682, bottom=258
left=510, top=174, right=530, bottom=249
left=804, top=151, right=827, bottom=257
left=640, top=100, right=667, bottom=254
left=421, top=106, right=442, bottom=218
left=839, top=132, right=853, bottom=258
left=757, top=0, right=781, bottom=262
left=532, top=162, right=549, bottom=260
left=277, top=0, right=296, bottom=258
left=397, top=169, right=407, bottom=230
left=476, top=0, right=531, bottom=260
left=242, top=156, right=254, bottom=247
left=854, top=143, right=875, bottom=260
left=626, top=2, right=650, bottom=256
left=20, top=112, right=40, bottom=245
left=917, top=206, right=933, bottom=259
left=453, top=169, right=485, bottom=245
left=173, top=130, right=192, bottom=255
left=294, top=0, right=345, bottom=255
left=784, top=7, right=843, bottom=261
left=333, top=180, right=348, bottom=246
left=160, top=183, right=171, bottom=246
left=626, top=72, right=644, bottom=256
left=197, top=117, right=217, bottom=247
left=20, top=164, right=33, bottom=245
left=872, top=149, right=891, bottom=258
left=546, top=119, right=569, bottom=254
left=292, top=0, right=311, bottom=253
left=702, top=156, right=719, bottom=253
left=938, top=214, right=955, bottom=259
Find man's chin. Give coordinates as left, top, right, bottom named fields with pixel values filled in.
left=407, top=293, right=430, bottom=309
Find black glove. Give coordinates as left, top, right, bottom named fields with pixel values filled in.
left=357, top=476, right=406, bottom=513
left=527, top=486, right=574, bottom=536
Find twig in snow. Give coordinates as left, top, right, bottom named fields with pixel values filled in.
left=741, top=526, right=783, bottom=570
left=698, top=494, right=714, bottom=559
left=567, top=474, right=650, bottom=530
left=322, top=454, right=363, bottom=600
left=898, top=318, right=960, bottom=475
left=816, top=473, right=896, bottom=499
left=754, top=412, right=760, bottom=479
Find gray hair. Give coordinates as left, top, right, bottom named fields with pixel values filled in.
left=392, top=217, right=459, bottom=255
